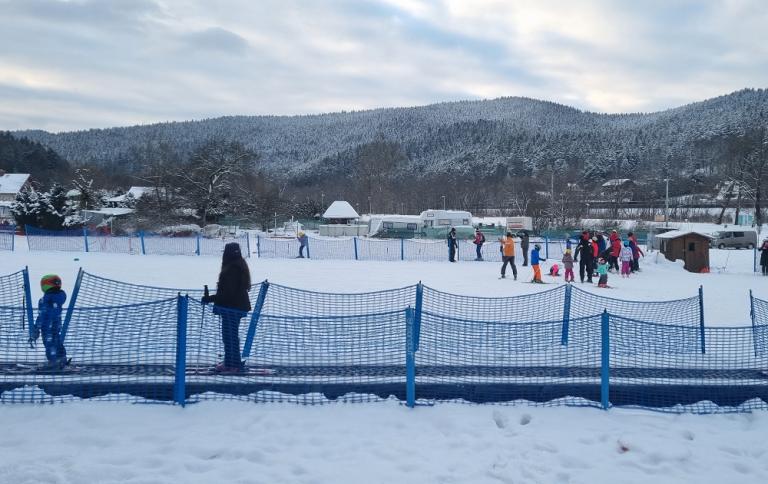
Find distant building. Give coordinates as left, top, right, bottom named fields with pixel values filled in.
left=106, top=186, right=157, bottom=207
left=322, top=201, right=360, bottom=224
left=600, top=178, right=636, bottom=201
left=0, top=171, right=31, bottom=221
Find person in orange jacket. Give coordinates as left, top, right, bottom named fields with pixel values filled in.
left=499, top=231, right=517, bottom=279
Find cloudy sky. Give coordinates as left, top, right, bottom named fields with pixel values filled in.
left=1, top=0, right=766, bottom=132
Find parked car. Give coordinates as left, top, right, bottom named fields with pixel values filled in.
left=710, top=230, right=757, bottom=249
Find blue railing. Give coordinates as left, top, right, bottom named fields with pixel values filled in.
left=1, top=268, right=766, bottom=412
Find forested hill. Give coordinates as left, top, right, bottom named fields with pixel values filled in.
left=16, top=88, right=768, bottom=183
left=0, top=131, right=71, bottom=182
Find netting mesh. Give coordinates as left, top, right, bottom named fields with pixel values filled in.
left=753, top=294, right=768, bottom=326
left=304, top=237, right=355, bottom=260
left=0, top=231, right=13, bottom=250
left=185, top=303, right=407, bottom=404
left=570, top=286, right=701, bottom=326
left=608, top=315, right=768, bottom=413
left=0, top=270, right=27, bottom=308
left=85, top=234, right=140, bottom=254
left=422, top=285, right=567, bottom=322
left=256, top=237, right=300, bottom=258
left=1, top=298, right=179, bottom=404
left=356, top=238, right=402, bottom=261
left=261, top=283, right=417, bottom=317
left=2, top=267, right=766, bottom=412
left=414, top=312, right=603, bottom=406
left=26, top=226, right=86, bottom=252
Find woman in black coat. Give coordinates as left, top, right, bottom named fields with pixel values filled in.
left=760, top=238, right=768, bottom=276
left=202, top=242, right=252, bottom=371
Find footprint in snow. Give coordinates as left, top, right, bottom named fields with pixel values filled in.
left=492, top=410, right=508, bottom=429
left=519, top=414, right=532, bottom=426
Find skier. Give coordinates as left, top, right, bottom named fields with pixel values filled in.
left=574, top=231, right=594, bottom=283
left=531, top=243, right=545, bottom=283
left=201, top=242, right=252, bottom=373
left=596, top=233, right=607, bottom=254
left=562, top=248, right=575, bottom=283
left=447, top=227, right=458, bottom=262
left=596, top=257, right=610, bottom=288
left=297, top=231, right=308, bottom=258
left=620, top=241, right=633, bottom=277
left=520, top=231, right=530, bottom=266
left=473, top=228, right=486, bottom=261
left=628, top=232, right=644, bottom=272
left=549, top=263, right=560, bottom=276
left=499, top=231, right=517, bottom=279
left=760, top=238, right=768, bottom=276
left=29, top=274, right=68, bottom=370
left=608, top=231, right=621, bottom=272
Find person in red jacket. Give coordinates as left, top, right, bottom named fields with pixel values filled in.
left=608, top=230, right=621, bottom=272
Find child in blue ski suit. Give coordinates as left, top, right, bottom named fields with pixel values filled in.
left=30, top=274, right=68, bottom=369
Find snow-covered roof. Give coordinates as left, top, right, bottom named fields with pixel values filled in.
left=601, top=178, right=633, bottom=187
left=0, top=173, right=30, bottom=194
left=82, top=208, right=135, bottom=217
left=323, top=201, right=359, bottom=219
left=106, top=186, right=154, bottom=203
left=419, top=209, right=473, bottom=219
left=654, top=230, right=713, bottom=240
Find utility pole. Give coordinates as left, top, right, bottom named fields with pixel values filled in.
left=442, top=195, right=446, bottom=211
left=664, top=178, right=670, bottom=227
left=368, top=196, right=372, bottom=215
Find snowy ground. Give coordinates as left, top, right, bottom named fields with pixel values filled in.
left=2, top=236, right=765, bottom=325
left=2, top=239, right=768, bottom=483
left=2, top=401, right=768, bottom=484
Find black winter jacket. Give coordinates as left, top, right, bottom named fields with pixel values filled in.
left=213, top=262, right=252, bottom=312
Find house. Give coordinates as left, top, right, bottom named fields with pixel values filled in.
left=322, top=201, right=360, bottom=224
left=655, top=230, right=712, bottom=273
left=106, top=186, right=156, bottom=207
left=0, top=172, right=31, bottom=221
left=419, top=210, right=472, bottom=229
left=600, top=178, right=636, bottom=202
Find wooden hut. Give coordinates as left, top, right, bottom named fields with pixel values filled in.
left=655, top=230, right=713, bottom=273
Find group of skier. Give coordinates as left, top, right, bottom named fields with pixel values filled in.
left=467, top=227, right=644, bottom=287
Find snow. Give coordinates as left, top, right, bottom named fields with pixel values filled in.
left=2, top=241, right=768, bottom=482
left=655, top=230, right=713, bottom=239
left=105, top=186, right=153, bottom=203
left=2, top=236, right=764, bottom=325
left=1, top=401, right=768, bottom=483
left=0, top=173, right=30, bottom=195
left=322, top=200, right=359, bottom=219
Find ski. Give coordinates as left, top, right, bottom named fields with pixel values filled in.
left=186, top=366, right=277, bottom=376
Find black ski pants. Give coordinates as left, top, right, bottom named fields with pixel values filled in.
left=501, top=256, right=517, bottom=278
left=579, top=258, right=593, bottom=283
left=221, top=311, right=244, bottom=368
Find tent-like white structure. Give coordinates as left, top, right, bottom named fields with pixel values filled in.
left=322, top=201, right=360, bottom=221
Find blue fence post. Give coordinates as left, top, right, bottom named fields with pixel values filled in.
left=83, top=228, right=89, bottom=252
left=60, top=268, right=84, bottom=342
left=414, top=282, right=423, bottom=351
left=698, top=285, right=706, bottom=354
left=561, top=284, right=572, bottom=345
left=750, top=290, right=757, bottom=356
left=600, top=310, right=610, bottom=410
left=755, top=246, right=758, bottom=273
left=245, top=233, right=251, bottom=258
left=195, top=233, right=201, bottom=256
left=353, top=237, right=359, bottom=260
left=405, top=307, right=416, bottom=408
left=25, top=225, right=31, bottom=251
left=22, top=266, right=34, bottom=341
left=401, top=238, right=405, bottom=261
left=174, top=294, right=188, bottom=406
left=545, top=236, right=549, bottom=259
left=256, top=235, right=261, bottom=258
left=242, top=281, right=270, bottom=358
left=140, top=231, right=146, bottom=255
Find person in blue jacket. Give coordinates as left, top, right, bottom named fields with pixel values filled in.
left=531, top=244, right=546, bottom=283
left=30, top=274, right=68, bottom=369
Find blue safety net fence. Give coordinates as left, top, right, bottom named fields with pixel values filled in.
left=607, top=315, right=768, bottom=413
left=753, top=294, right=768, bottom=327
left=25, top=226, right=248, bottom=257
left=253, top=235, right=574, bottom=263
left=0, top=230, right=13, bottom=251
left=2, top=268, right=766, bottom=412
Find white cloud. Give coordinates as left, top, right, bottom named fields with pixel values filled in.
left=0, top=0, right=765, bottom=131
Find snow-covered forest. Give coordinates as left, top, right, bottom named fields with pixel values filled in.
left=17, top=89, right=768, bottom=182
